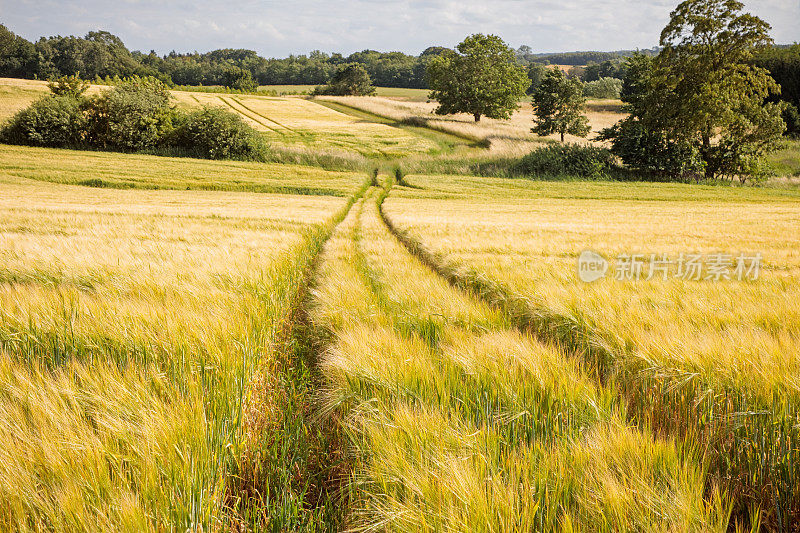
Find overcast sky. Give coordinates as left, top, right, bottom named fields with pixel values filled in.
left=2, top=0, right=798, bottom=57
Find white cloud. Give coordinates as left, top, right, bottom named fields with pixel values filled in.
left=0, top=0, right=796, bottom=56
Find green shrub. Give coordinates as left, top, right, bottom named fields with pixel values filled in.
left=312, top=64, right=376, bottom=96
left=0, top=95, right=86, bottom=147
left=582, top=77, right=622, bottom=99
left=169, top=106, right=265, bottom=159
left=86, top=76, right=175, bottom=151
left=598, top=117, right=705, bottom=180
left=513, top=144, right=617, bottom=179
left=782, top=103, right=800, bottom=138
left=47, top=75, right=90, bottom=97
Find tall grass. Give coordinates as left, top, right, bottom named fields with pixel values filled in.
left=308, top=181, right=729, bottom=531
left=381, top=173, right=800, bottom=529
left=0, top=171, right=367, bottom=529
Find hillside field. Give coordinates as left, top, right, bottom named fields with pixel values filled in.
left=0, top=75, right=799, bottom=531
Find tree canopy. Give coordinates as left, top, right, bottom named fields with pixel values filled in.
left=313, top=64, right=376, bottom=96
left=426, top=34, right=530, bottom=122
left=602, top=0, right=786, bottom=182
left=531, top=68, right=590, bottom=142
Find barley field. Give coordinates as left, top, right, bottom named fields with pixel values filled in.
left=2, top=68, right=800, bottom=532
left=309, top=185, right=729, bottom=531
left=382, top=174, right=800, bottom=528
left=0, top=152, right=369, bottom=529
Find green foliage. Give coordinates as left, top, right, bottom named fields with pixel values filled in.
left=427, top=34, right=530, bottom=122
left=313, top=64, right=376, bottom=96
left=0, top=24, right=38, bottom=78
left=2, top=75, right=266, bottom=161
left=86, top=76, right=175, bottom=151
left=755, top=44, right=800, bottom=136
left=649, top=0, right=785, bottom=181
left=619, top=52, right=653, bottom=109
left=582, top=77, right=622, bottom=99
left=782, top=103, right=800, bottom=138
left=531, top=68, right=590, bottom=141
left=582, top=60, right=626, bottom=82
left=221, top=65, right=258, bottom=91
left=598, top=118, right=705, bottom=180
left=602, top=0, right=786, bottom=182
left=513, top=144, right=617, bottom=179
left=0, top=95, right=86, bottom=147
left=47, top=74, right=89, bottom=97
left=526, top=64, right=549, bottom=94
left=169, top=106, right=265, bottom=159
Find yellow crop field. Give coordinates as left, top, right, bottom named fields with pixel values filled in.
left=313, top=95, right=625, bottom=154
left=0, top=144, right=364, bottom=195
left=382, top=173, right=800, bottom=526
left=308, top=185, right=729, bottom=531
left=1, top=24, right=799, bottom=529
left=170, top=91, right=440, bottom=157
left=0, top=164, right=364, bottom=529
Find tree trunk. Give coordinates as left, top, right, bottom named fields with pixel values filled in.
left=474, top=113, right=481, bottom=122
left=701, top=131, right=713, bottom=180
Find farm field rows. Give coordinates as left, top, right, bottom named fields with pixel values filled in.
left=382, top=174, right=800, bottom=526
left=0, top=153, right=367, bottom=529
left=0, top=78, right=443, bottom=159
left=0, top=144, right=364, bottom=195
left=309, top=184, right=730, bottom=530
left=313, top=95, right=625, bottom=154
left=258, top=85, right=431, bottom=101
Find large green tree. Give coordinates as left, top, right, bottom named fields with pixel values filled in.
left=641, top=0, right=785, bottom=181
left=313, top=63, right=376, bottom=96
left=427, top=34, right=529, bottom=122
left=531, top=68, right=590, bottom=142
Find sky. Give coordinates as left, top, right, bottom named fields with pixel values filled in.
left=2, top=0, right=798, bottom=57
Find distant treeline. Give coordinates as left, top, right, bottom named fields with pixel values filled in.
left=0, top=23, right=797, bottom=115
left=518, top=47, right=659, bottom=66
left=0, top=25, right=444, bottom=89
left=0, top=24, right=657, bottom=89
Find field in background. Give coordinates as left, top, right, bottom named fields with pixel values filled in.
left=313, top=95, right=625, bottom=155
left=258, top=85, right=430, bottom=101
left=0, top=79, right=442, bottom=159
left=382, top=174, right=800, bottom=524
left=4, top=78, right=798, bottom=179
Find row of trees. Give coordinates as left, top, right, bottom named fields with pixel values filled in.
left=425, top=0, right=791, bottom=182
left=0, top=25, right=444, bottom=89
left=1, top=22, right=795, bottom=111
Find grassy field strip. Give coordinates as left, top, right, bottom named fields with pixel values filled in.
left=381, top=175, right=800, bottom=528
left=231, top=96, right=301, bottom=135
left=0, top=144, right=364, bottom=196
left=216, top=95, right=280, bottom=133
left=0, top=170, right=368, bottom=529
left=308, top=182, right=729, bottom=530
left=258, top=85, right=432, bottom=101
left=312, top=95, right=624, bottom=155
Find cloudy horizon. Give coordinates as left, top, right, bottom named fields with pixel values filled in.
left=2, top=0, right=798, bottom=58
